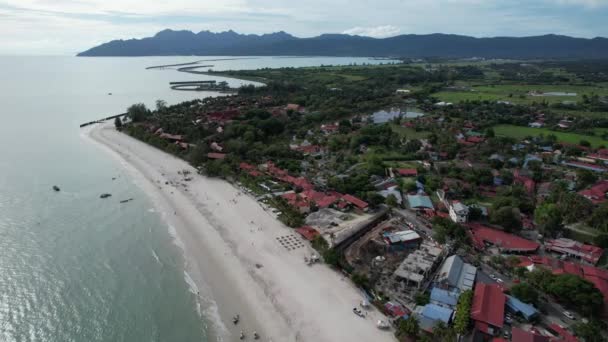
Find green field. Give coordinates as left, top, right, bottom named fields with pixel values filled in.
left=390, top=124, right=431, bottom=139
left=434, top=84, right=608, bottom=105
left=493, top=124, right=608, bottom=148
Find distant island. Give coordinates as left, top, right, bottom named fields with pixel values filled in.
left=78, top=29, right=608, bottom=59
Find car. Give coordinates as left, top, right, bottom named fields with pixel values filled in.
left=490, top=274, right=497, bottom=280
left=563, top=311, right=575, bottom=320
left=497, top=278, right=504, bottom=284
left=503, top=330, right=510, bottom=338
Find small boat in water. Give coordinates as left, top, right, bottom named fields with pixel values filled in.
left=52, top=185, right=60, bottom=192
left=233, top=314, right=240, bottom=325
left=100, top=193, right=112, bottom=199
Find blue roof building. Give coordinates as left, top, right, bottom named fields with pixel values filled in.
left=506, top=295, right=539, bottom=321
left=421, top=303, right=453, bottom=323
left=407, top=195, right=434, bottom=210
left=430, top=288, right=460, bottom=308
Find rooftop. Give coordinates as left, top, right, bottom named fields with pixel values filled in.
left=468, top=223, right=539, bottom=252
left=511, top=327, right=550, bottom=342
left=421, top=303, right=453, bottom=323
left=407, top=195, right=434, bottom=210
left=545, top=238, right=604, bottom=265
left=471, top=283, right=506, bottom=329
left=435, top=255, right=477, bottom=292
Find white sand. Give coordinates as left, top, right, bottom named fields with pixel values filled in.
left=86, top=123, right=396, bottom=342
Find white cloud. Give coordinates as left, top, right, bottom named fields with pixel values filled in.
left=343, top=25, right=401, bottom=38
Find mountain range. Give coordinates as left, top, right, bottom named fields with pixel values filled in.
left=78, top=29, right=608, bottom=59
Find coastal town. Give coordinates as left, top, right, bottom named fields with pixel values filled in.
left=114, top=60, right=608, bottom=341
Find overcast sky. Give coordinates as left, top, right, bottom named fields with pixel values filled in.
left=1, top=0, right=607, bottom=55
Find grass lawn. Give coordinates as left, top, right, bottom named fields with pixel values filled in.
left=493, top=124, right=608, bottom=148
left=434, top=83, right=608, bottom=106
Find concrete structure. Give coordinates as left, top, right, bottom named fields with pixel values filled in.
left=394, top=241, right=444, bottom=289
left=435, top=255, right=477, bottom=292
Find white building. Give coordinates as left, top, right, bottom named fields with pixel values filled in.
left=449, top=201, right=469, bottom=223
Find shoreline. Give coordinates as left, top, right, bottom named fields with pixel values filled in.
left=84, top=122, right=395, bottom=342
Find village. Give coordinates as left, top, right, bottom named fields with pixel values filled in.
left=118, top=61, right=608, bottom=341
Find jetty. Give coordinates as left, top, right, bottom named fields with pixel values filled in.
left=169, top=80, right=235, bottom=92
left=79, top=112, right=126, bottom=128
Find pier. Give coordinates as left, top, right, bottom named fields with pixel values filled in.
left=79, top=113, right=126, bottom=128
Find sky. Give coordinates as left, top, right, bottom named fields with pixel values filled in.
left=1, top=0, right=608, bottom=55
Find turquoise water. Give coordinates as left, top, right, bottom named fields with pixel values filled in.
left=0, top=56, right=394, bottom=341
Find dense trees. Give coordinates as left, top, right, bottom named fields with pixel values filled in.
left=397, top=316, right=419, bottom=339
left=453, top=290, right=473, bottom=335
left=491, top=206, right=522, bottom=232
left=126, top=103, right=150, bottom=122
left=510, top=283, right=539, bottom=305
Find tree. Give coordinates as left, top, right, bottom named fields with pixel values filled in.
left=126, top=103, right=149, bottom=122
left=491, top=206, right=522, bottom=232
left=547, top=274, right=604, bottom=315
left=433, top=321, right=457, bottom=342
left=414, top=291, right=430, bottom=305
left=114, top=116, right=122, bottom=129
left=577, top=169, right=598, bottom=190
left=453, top=290, right=473, bottom=335
left=587, top=203, right=608, bottom=232
left=510, top=283, right=539, bottom=305
left=485, top=127, right=495, bottom=138
left=534, top=202, right=563, bottom=237
left=574, top=320, right=607, bottom=342
left=397, top=316, right=419, bottom=338
left=385, top=194, right=399, bottom=207
left=155, top=99, right=167, bottom=111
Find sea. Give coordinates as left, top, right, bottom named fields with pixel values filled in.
left=0, top=56, right=394, bottom=342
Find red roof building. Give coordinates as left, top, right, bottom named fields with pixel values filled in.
left=320, top=123, right=339, bottom=134
left=340, top=194, right=369, bottom=211
left=296, top=226, right=320, bottom=241
left=545, top=238, right=604, bottom=265
left=239, top=162, right=256, bottom=171
left=468, top=223, right=540, bottom=253
left=396, top=168, right=418, bottom=177
left=578, top=180, right=608, bottom=205
left=384, top=301, right=410, bottom=318
left=471, top=283, right=506, bottom=335
left=511, top=327, right=550, bottom=342
left=207, top=109, right=241, bottom=123
left=207, top=153, right=227, bottom=160
left=548, top=324, right=580, bottom=342
left=301, top=190, right=340, bottom=208
left=281, top=193, right=311, bottom=213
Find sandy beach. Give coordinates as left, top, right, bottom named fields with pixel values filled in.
left=85, top=122, right=396, bottom=342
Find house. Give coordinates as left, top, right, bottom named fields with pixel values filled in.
left=339, top=194, right=369, bottom=212
left=378, top=186, right=403, bottom=205
left=281, top=193, right=311, bottom=214
left=547, top=324, right=580, bottom=342
left=159, top=133, right=184, bottom=142
left=207, top=152, right=227, bottom=160
left=506, top=295, right=539, bottom=321
left=296, top=226, right=320, bottom=241
left=578, top=180, right=608, bottom=205
left=545, top=238, right=604, bottom=265
left=471, top=283, right=506, bottom=336
left=435, top=255, right=477, bottom=293
left=511, top=327, right=550, bottom=342
left=384, top=301, right=410, bottom=318
left=449, top=201, right=469, bottom=223
left=320, top=123, right=339, bottom=134
left=468, top=223, right=540, bottom=253
left=430, top=287, right=460, bottom=308
left=407, top=195, right=434, bottom=210
left=421, top=303, right=453, bottom=324
left=383, top=230, right=421, bottom=247
left=396, top=168, right=418, bottom=177
left=529, top=122, right=544, bottom=128
left=563, top=161, right=607, bottom=173
left=285, top=103, right=302, bottom=112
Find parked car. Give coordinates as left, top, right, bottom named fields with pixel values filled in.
left=490, top=274, right=497, bottom=280
left=497, top=278, right=504, bottom=284
left=563, top=311, right=575, bottom=320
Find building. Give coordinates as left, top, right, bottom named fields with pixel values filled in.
left=547, top=324, right=580, bottom=342
left=448, top=201, right=469, bottom=223
left=563, top=161, right=607, bottom=173
left=407, top=195, right=434, bottom=210
left=578, top=180, right=608, bottom=205
left=468, top=223, right=540, bottom=253
left=421, top=303, right=453, bottom=324
left=207, top=152, right=227, bottom=160
left=295, top=226, right=320, bottom=241
left=430, top=287, right=460, bottom=308
left=471, top=283, right=506, bottom=336
left=545, top=238, right=604, bottom=265
left=394, top=241, right=444, bottom=289
left=339, top=194, right=369, bottom=212
left=396, top=168, right=418, bottom=177
left=435, top=255, right=477, bottom=292
left=383, top=230, right=421, bottom=246
left=506, top=295, right=539, bottom=321
left=511, top=327, right=550, bottom=342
